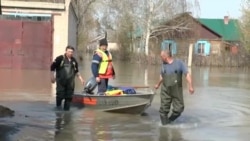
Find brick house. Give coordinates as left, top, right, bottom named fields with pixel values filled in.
left=149, top=12, right=241, bottom=66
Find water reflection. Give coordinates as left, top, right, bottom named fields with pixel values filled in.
left=54, top=112, right=74, bottom=141
left=191, top=67, right=250, bottom=89
left=0, top=125, right=18, bottom=141
left=70, top=110, right=159, bottom=141
left=1, top=56, right=250, bottom=141
left=0, top=69, right=52, bottom=101
left=159, top=128, right=183, bottom=141
left=0, top=69, right=51, bottom=92
left=88, top=112, right=113, bottom=141
left=144, top=68, right=148, bottom=86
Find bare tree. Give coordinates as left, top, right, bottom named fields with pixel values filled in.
left=73, top=0, right=200, bottom=56
left=71, top=0, right=101, bottom=51
left=135, top=0, right=200, bottom=55
left=240, top=0, right=250, bottom=52
left=93, top=0, right=138, bottom=52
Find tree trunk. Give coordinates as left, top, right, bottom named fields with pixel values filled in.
left=144, top=0, right=153, bottom=56
left=145, top=21, right=151, bottom=56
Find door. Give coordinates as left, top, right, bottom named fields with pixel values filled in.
left=22, top=21, right=52, bottom=69
left=0, top=19, right=52, bottom=69
left=0, top=20, right=22, bottom=69
left=0, top=43, right=12, bottom=69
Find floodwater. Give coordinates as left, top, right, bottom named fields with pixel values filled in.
left=1, top=56, right=250, bottom=141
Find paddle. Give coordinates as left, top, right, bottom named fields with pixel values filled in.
left=123, top=86, right=150, bottom=89
left=109, top=85, right=150, bottom=89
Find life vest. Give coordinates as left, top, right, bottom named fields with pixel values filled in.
left=105, top=90, right=124, bottom=96
left=95, top=49, right=114, bottom=78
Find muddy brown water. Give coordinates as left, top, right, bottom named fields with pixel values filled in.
left=0, top=57, right=250, bottom=141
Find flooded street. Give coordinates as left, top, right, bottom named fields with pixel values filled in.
left=1, top=56, right=250, bottom=141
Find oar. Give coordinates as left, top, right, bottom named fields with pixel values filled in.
left=112, top=85, right=150, bottom=89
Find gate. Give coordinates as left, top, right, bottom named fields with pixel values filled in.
left=0, top=19, right=52, bottom=69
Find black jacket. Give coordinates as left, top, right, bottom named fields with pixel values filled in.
left=50, top=54, right=79, bottom=74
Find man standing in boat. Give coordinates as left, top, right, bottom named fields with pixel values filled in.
left=91, top=37, right=116, bottom=95
left=50, top=45, right=85, bottom=111
left=154, top=49, right=194, bottom=125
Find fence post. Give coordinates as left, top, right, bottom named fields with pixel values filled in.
left=188, top=44, right=193, bottom=67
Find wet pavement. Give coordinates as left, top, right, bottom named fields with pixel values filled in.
left=1, top=57, right=250, bottom=141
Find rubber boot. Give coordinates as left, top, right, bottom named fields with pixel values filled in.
left=56, top=97, right=63, bottom=108
left=64, top=98, right=72, bottom=111
left=160, top=116, right=170, bottom=125
left=169, top=113, right=181, bottom=122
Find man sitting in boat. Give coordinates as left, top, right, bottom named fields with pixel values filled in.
left=91, top=38, right=116, bottom=95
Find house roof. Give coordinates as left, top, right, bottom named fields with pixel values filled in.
left=198, top=18, right=241, bottom=41
left=130, top=12, right=241, bottom=41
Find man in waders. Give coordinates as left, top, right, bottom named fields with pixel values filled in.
left=91, top=38, right=115, bottom=94
left=50, top=46, right=85, bottom=111
left=155, top=50, right=194, bottom=125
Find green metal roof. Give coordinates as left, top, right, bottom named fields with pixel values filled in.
left=198, top=18, right=241, bottom=41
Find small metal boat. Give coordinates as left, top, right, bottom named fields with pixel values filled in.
left=72, top=88, right=155, bottom=115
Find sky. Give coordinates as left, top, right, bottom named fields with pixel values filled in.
left=189, top=0, right=243, bottom=19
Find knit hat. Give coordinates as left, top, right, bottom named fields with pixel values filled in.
left=99, top=38, right=108, bottom=46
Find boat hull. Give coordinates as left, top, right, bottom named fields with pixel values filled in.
left=72, top=92, right=155, bottom=114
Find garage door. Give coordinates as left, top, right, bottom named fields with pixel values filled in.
left=0, top=19, right=52, bottom=69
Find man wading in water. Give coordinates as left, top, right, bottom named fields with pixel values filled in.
left=51, top=46, right=85, bottom=111
left=155, top=50, right=194, bottom=125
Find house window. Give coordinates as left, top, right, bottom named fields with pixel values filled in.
left=225, top=45, right=230, bottom=51
left=195, top=40, right=211, bottom=56
left=161, top=40, right=177, bottom=55
left=168, top=43, right=172, bottom=52
left=197, top=43, right=205, bottom=54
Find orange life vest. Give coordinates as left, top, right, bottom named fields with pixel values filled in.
left=95, top=49, right=114, bottom=78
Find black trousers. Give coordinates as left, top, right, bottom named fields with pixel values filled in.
left=56, top=78, right=75, bottom=110
left=97, top=78, right=109, bottom=94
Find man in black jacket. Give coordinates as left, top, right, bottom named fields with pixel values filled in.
left=50, top=46, right=85, bottom=111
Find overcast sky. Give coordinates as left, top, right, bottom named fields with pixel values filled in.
left=189, top=0, right=242, bottom=19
